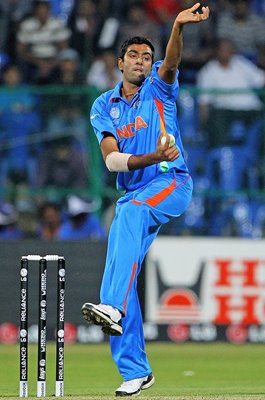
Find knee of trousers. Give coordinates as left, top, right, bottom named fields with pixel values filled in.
left=118, top=200, right=152, bottom=223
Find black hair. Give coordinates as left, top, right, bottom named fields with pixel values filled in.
left=119, top=36, right=155, bottom=62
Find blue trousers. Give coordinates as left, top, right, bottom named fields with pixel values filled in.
left=100, top=170, right=193, bottom=380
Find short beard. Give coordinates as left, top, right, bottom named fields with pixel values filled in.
left=131, top=73, right=146, bottom=86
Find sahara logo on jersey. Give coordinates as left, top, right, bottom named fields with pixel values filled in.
left=117, top=116, right=148, bottom=139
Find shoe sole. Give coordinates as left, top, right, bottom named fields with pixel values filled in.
left=115, top=389, right=141, bottom=397
left=115, top=374, right=155, bottom=397
left=141, top=374, right=155, bottom=390
left=81, top=303, right=122, bottom=336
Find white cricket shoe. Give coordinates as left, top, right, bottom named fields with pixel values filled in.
left=115, top=373, right=155, bottom=397
left=81, top=302, right=122, bottom=336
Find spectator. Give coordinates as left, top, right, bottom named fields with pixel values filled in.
left=37, top=136, right=88, bottom=198
left=216, top=0, right=265, bottom=62
left=30, top=43, right=58, bottom=84
left=46, top=102, right=89, bottom=153
left=57, top=195, right=106, bottom=240
left=37, top=201, right=62, bottom=239
left=86, top=49, right=121, bottom=91
left=16, top=0, right=71, bottom=81
left=178, top=0, right=215, bottom=83
left=44, top=49, right=87, bottom=115
left=117, top=2, right=162, bottom=61
left=197, top=38, right=265, bottom=148
left=0, top=201, right=24, bottom=239
left=0, top=64, right=42, bottom=189
left=37, top=48, right=86, bottom=119
left=0, top=1, right=33, bottom=63
left=56, top=48, right=84, bottom=84
left=67, top=0, right=102, bottom=70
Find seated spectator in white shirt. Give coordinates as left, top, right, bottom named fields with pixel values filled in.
left=197, top=38, right=265, bottom=148
left=16, top=0, right=71, bottom=81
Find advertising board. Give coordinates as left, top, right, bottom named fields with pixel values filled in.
left=145, top=237, right=265, bottom=343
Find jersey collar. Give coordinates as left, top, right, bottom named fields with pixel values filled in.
left=109, top=80, right=145, bottom=104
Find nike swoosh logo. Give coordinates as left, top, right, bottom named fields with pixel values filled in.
left=91, top=114, right=99, bottom=120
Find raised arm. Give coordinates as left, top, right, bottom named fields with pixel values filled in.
left=158, top=2, right=210, bottom=84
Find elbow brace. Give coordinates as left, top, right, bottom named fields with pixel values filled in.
left=105, top=151, right=132, bottom=172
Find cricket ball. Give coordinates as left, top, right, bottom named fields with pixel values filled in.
left=161, top=134, right=175, bottom=147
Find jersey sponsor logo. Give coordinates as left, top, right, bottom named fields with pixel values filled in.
left=117, top=116, right=148, bottom=139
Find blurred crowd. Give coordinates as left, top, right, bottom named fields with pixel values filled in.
left=0, top=0, right=264, bottom=86
left=0, top=194, right=106, bottom=240
left=0, top=0, right=265, bottom=239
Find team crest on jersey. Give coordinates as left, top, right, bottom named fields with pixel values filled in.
left=110, top=107, right=120, bottom=119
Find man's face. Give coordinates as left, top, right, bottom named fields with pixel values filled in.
left=118, top=44, right=153, bottom=86
left=216, top=40, right=234, bottom=64
left=35, top=3, right=50, bottom=23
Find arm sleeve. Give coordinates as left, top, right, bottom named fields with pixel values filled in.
left=148, top=60, right=179, bottom=101
left=90, top=96, right=116, bottom=144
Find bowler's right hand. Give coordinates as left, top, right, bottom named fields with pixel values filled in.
left=156, top=133, right=179, bottom=162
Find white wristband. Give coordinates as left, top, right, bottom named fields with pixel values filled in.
left=105, top=151, right=132, bottom=172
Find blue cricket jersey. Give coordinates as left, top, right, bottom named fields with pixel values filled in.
left=90, top=60, right=189, bottom=191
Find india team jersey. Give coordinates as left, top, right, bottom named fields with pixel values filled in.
left=90, top=60, right=189, bottom=191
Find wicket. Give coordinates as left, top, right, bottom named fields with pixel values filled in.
left=19, top=255, right=66, bottom=397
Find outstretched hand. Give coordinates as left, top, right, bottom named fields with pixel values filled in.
left=176, top=2, right=210, bottom=25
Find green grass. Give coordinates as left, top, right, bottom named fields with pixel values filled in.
left=0, top=342, right=265, bottom=399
